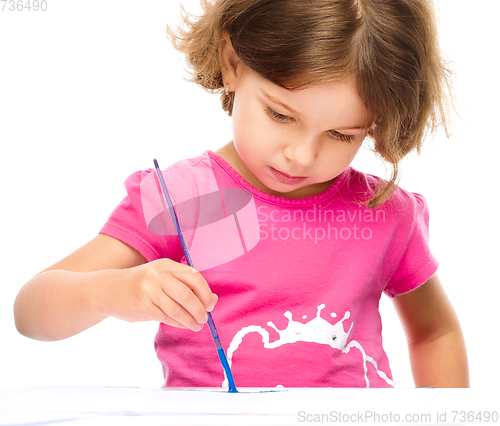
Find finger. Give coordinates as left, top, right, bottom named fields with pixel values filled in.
left=210, top=294, right=218, bottom=312
left=152, top=287, right=207, bottom=331
left=165, top=262, right=217, bottom=311
left=148, top=304, right=193, bottom=330
left=158, top=276, right=209, bottom=327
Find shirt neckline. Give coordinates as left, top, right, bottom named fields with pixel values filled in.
left=207, top=150, right=350, bottom=207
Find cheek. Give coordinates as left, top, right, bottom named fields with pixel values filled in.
left=232, top=94, right=254, bottom=140
left=342, top=142, right=363, bottom=163
left=321, top=140, right=364, bottom=171
left=340, top=145, right=364, bottom=172
left=232, top=99, right=273, bottom=151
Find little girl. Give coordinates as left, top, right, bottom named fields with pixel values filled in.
left=14, top=0, right=468, bottom=388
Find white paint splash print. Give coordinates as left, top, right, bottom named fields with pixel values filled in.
left=223, top=304, right=394, bottom=388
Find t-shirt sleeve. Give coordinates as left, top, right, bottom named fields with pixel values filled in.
left=383, top=193, right=439, bottom=298
left=99, top=169, right=182, bottom=262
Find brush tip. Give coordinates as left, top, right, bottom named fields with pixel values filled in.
left=153, top=159, right=159, bottom=169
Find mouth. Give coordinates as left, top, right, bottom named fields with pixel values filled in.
left=270, top=167, right=307, bottom=185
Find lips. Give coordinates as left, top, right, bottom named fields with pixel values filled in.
left=270, top=167, right=307, bottom=185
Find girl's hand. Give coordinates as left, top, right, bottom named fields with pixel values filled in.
left=14, top=234, right=218, bottom=341
left=99, top=259, right=218, bottom=332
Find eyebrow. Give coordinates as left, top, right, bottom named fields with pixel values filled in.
left=261, top=89, right=301, bottom=117
left=261, top=89, right=369, bottom=131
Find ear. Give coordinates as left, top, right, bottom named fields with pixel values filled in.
left=220, top=31, right=242, bottom=91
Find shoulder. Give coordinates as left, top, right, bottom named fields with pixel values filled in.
left=342, top=167, right=430, bottom=230
left=101, top=152, right=213, bottom=262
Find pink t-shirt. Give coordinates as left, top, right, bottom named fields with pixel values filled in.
left=100, top=150, right=438, bottom=388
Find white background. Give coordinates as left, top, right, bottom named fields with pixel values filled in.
left=0, top=0, right=498, bottom=391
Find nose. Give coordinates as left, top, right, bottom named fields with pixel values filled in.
left=283, top=136, right=318, bottom=168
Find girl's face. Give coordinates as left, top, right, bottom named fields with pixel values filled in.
left=222, top=52, right=372, bottom=198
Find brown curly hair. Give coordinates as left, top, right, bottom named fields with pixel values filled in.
left=168, top=0, right=452, bottom=207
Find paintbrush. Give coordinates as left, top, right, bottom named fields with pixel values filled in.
left=153, top=159, right=237, bottom=393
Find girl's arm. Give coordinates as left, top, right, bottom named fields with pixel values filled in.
left=392, top=274, right=469, bottom=387
left=13, top=234, right=217, bottom=341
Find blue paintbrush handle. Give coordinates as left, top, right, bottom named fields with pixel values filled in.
left=153, top=159, right=237, bottom=392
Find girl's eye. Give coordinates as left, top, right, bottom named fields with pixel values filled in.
left=266, top=108, right=292, bottom=123
left=329, top=130, right=354, bottom=143
left=266, top=107, right=354, bottom=143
